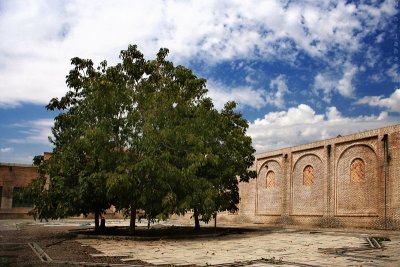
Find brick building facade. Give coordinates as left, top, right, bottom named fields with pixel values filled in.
left=0, top=152, right=52, bottom=218
left=0, top=163, right=38, bottom=218
left=2, top=125, right=400, bottom=229
left=229, top=124, right=400, bottom=229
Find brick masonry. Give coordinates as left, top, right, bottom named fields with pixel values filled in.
left=217, top=124, right=400, bottom=229
left=0, top=163, right=38, bottom=218
left=2, top=125, right=400, bottom=229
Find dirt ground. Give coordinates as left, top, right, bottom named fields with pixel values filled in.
left=0, top=221, right=247, bottom=266
left=0, top=222, right=153, bottom=266
left=1, top=220, right=400, bottom=266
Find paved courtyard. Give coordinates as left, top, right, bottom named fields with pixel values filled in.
left=77, top=224, right=400, bottom=266
left=1, top=219, right=400, bottom=266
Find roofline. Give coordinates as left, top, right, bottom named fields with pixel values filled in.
left=0, top=163, right=36, bottom=168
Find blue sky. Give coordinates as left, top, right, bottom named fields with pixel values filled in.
left=1, top=0, right=399, bottom=164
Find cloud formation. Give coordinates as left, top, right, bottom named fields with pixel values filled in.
left=355, top=88, right=400, bottom=114
left=313, top=62, right=358, bottom=102
left=0, top=147, right=14, bottom=153
left=1, top=0, right=398, bottom=163
left=387, top=64, right=400, bottom=83
left=207, top=81, right=267, bottom=110
left=268, top=75, right=290, bottom=108
left=0, top=0, right=396, bottom=107
left=8, top=119, right=54, bottom=145
left=207, top=74, right=290, bottom=110
left=248, top=104, right=396, bottom=153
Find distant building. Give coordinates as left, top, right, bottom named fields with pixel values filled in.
left=0, top=152, right=51, bottom=219
left=0, top=163, right=37, bottom=218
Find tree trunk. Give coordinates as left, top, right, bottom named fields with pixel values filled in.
left=214, top=212, right=217, bottom=229
left=130, top=203, right=136, bottom=235
left=100, top=217, right=106, bottom=231
left=94, top=212, right=100, bottom=232
left=194, top=208, right=200, bottom=231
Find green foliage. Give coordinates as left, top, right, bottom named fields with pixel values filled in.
left=26, top=44, right=255, bottom=231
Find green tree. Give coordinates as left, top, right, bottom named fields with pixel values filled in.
left=26, top=44, right=255, bottom=232
left=172, top=100, right=256, bottom=230
left=27, top=56, right=135, bottom=231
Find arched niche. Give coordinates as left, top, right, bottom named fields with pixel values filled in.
left=291, top=153, right=324, bottom=216
left=336, top=144, right=378, bottom=216
left=256, top=159, right=282, bottom=215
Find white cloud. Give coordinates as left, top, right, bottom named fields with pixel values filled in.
left=375, top=32, right=385, bottom=44
left=0, top=0, right=396, bottom=107
left=325, top=106, right=342, bottom=121
left=243, top=65, right=260, bottom=85
left=248, top=104, right=397, bottom=153
left=387, top=64, right=400, bottom=83
left=369, top=73, right=384, bottom=83
left=207, top=81, right=267, bottom=110
left=355, top=88, right=400, bottom=113
left=268, top=75, right=290, bottom=108
left=313, top=62, right=358, bottom=102
left=207, top=74, right=289, bottom=110
left=337, top=63, right=358, bottom=97
left=8, top=119, right=53, bottom=145
left=313, top=72, right=337, bottom=102
left=251, top=104, right=324, bottom=127
left=364, top=47, right=380, bottom=68
left=0, top=147, right=14, bottom=153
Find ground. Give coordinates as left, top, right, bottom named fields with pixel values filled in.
left=0, top=219, right=400, bottom=266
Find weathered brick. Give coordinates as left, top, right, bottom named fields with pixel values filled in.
left=219, top=124, right=400, bottom=229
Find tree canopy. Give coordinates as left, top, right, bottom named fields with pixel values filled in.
left=26, top=45, right=256, bottom=232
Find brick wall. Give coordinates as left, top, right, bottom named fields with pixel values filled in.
left=227, top=124, right=400, bottom=229
left=0, top=164, right=38, bottom=218
left=2, top=125, right=400, bottom=228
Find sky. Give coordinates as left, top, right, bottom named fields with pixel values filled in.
left=0, top=0, right=399, bottom=164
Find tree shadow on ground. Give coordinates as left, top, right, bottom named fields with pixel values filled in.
left=70, top=225, right=264, bottom=240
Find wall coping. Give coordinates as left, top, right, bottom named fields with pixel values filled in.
left=0, top=163, right=35, bottom=168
